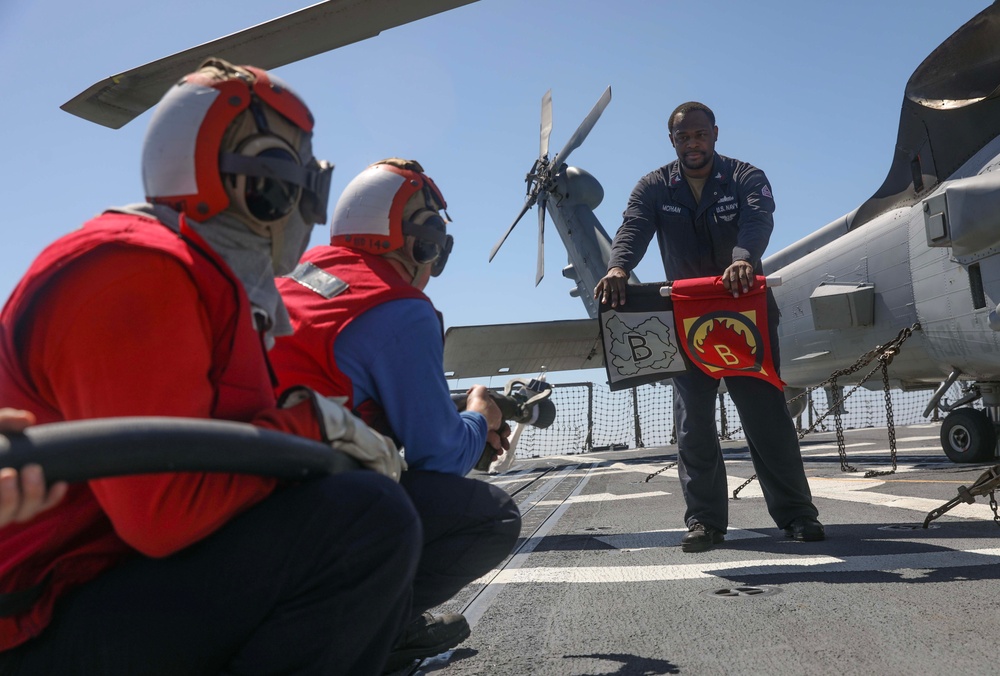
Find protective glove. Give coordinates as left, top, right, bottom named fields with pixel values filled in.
left=278, top=387, right=406, bottom=481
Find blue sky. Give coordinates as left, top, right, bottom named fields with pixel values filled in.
left=0, top=0, right=990, bottom=387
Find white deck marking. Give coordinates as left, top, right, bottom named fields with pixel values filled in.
left=536, top=490, right=669, bottom=506
left=806, top=449, right=941, bottom=459
left=462, top=463, right=599, bottom=628
left=602, top=461, right=676, bottom=473
left=808, top=481, right=999, bottom=519
left=798, top=442, right=876, bottom=451
left=594, top=527, right=768, bottom=551
left=807, top=436, right=941, bottom=446
left=488, top=548, right=1000, bottom=584
left=641, top=467, right=998, bottom=520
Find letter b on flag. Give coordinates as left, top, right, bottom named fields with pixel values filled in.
left=713, top=344, right=740, bottom=366
left=628, top=334, right=652, bottom=363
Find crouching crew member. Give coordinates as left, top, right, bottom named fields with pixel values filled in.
left=272, top=158, right=522, bottom=670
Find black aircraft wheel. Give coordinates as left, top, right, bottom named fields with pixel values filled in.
left=940, top=408, right=996, bottom=463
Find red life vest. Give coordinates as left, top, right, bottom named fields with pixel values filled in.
left=0, top=211, right=275, bottom=649
left=272, top=246, right=431, bottom=429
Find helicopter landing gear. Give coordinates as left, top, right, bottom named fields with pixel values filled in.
left=940, top=407, right=996, bottom=463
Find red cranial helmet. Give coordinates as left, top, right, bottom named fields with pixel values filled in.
left=141, top=58, right=333, bottom=233
left=329, top=159, right=452, bottom=276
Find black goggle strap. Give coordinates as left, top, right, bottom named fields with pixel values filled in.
left=422, top=177, right=451, bottom=231
left=431, top=234, right=453, bottom=277
left=248, top=99, right=272, bottom=135
left=219, top=153, right=334, bottom=224
left=420, top=173, right=447, bottom=212
left=299, top=158, right=333, bottom=225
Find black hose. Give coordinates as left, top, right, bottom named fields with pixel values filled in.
left=0, top=417, right=362, bottom=484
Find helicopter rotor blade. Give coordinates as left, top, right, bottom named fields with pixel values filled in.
left=493, top=87, right=611, bottom=280
left=489, top=194, right=537, bottom=262
left=61, top=0, right=481, bottom=129
left=539, top=90, right=553, bottom=158
left=535, top=194, right=547, bottom=286
left=550, top=86, right=611, bottom=170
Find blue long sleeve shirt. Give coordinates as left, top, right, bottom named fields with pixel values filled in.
left=333, top=298, right=488, bottom=475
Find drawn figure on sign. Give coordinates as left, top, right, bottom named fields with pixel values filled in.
left=605, top=314, right=678, bottom=376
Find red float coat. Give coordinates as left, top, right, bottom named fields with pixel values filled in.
left=270, top=246, right=429, bottom=427
left=0, top=211, right=323, bottom=651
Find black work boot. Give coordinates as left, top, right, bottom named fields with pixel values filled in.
left=382, top=612, right=471, bottom=672
left=680, top=522, right=725, bottom=553
left=784, top=516, right=826, bottom=541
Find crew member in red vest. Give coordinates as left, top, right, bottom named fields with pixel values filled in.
left=272, top=158, right=521, bottom=671
left=0, top=59, right=419, bottom=675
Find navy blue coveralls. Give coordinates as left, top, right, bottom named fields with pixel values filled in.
left=609, top=153, right=819, bottom=531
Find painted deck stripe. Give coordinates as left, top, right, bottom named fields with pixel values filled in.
left=638, top=467, right=998, bottom=520
left=536, top=490, right=669, bottom=506
left=462, top=463, right=600, bottom=628
left=487, top=548, right=1000, bottom=584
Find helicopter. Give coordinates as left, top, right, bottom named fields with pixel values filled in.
left=444, top=1, right=1000, bottom=465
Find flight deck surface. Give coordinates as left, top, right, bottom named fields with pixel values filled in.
left=407, top=424, right=1000, bottom=675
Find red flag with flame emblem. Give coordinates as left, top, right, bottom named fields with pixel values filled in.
left=670, top=276, right=784, bottom=390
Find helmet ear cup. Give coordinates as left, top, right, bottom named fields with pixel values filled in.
left=144, top=62, right=327, bottom=224
left=224, top=135, right=303, bottom=232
